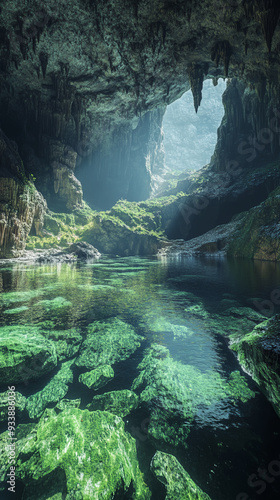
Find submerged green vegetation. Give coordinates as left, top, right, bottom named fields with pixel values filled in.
left=0, top=258, right=279, bottom=499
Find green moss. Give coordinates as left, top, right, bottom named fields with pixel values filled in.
left=26, top=360, right=74, bottom=420
left=228, top=185, right=280, bottom=260
left=79, top=365, right=114, bottom=390
left=39, top=327, right=83, bottom=361
left=0, top=326, right=57, bottom=384
left=0, top=391, right=26, bottom=422
left=0, top=289, right=44, bottom=306
left=16, top=408, right=151, bottom=499
left=75, top=318, right=143, bottom=370
left=151, top=451, right=211, bottom=500
left=132, top=344, right=255, bottom=447
left=3, top=305, right=29, bottom=314
left=230, top=316, right=280, bottom=416
left=87, top=390, right=139, bottom=417
left=36, top=296, right=72, bottom=311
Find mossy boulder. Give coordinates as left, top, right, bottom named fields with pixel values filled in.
left=16, top=408, right=151, bottom=499
left=40, top=327, right=83, bottom=361
left=87, top=390, right=139, bottom=416
left=0, top=390, right=26, bottom=422
left=150, top=451, right=211, bottom=500
left=36, top=296, right=72, bottom=311
left=55, top=398, right=81, bottom=412
left=79, top=365, right=114, bottom=390
left=75, top=318, right=143, bottom=370
left=230, top=315, right=280, bottom=417
left=132, top=344, right=255, bottom=447
left=0, top=326, right=57, bottom=385
left=26, top=360, right=74, bottom=420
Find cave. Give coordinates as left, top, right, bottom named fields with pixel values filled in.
left=0, top=1, right=280, bottom=499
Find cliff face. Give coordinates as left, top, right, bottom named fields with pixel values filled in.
left=0, top=129, right=46, bottom=258
left=1, top=0, right=280, bottom=212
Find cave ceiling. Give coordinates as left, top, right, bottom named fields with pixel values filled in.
left=1, top=0, right=280, bottom=155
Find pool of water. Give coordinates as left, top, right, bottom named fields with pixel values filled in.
left=0, top=255, right=280, bottom=500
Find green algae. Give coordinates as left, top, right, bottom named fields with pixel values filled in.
left=39, top=327, right=83, bottom=361
left=36, top=296, right=72, bottom=311
left=0, top=325, right=57, bottom=384
left=184, top=303, right=210, bottom=319
left=3, top=305, right=29, bottom=314
left=16, top=408, right=151, bottom=499
left=26, top=360, right=74, bottom=420
left=132, top=344, right=255, bottom=447
left=55, top=398, right=81, bottom=412
left=150, top=451, right=211, bottom=500
left=0, top=289, right=44, bottom=306
left=230, top=317, right=280, bottom=416
left=75, top=317, right=143, bottom=370
left=79, top=365, right=114, bottom=390
left=87, top=390, right=139, bottom=416
left=0, top=390, right=26, bottom=422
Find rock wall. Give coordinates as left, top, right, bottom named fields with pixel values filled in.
left=0, top=129, right=47, bottom=258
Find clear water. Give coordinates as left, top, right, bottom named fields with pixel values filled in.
left=0, top=256, right=280, bottom=500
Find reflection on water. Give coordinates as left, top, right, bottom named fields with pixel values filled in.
left=0, top=255, right=280, bottom=500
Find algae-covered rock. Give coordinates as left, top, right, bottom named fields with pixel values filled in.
left=0, top=423, right=37, bottom=483
left=16, top=408, right=151, bottom=499
left=79, top=365, right=114, bottom=390
left=87, top=390, right=139, bottom=416
left=36, top=296, right=72, bottom=311
left=26, top=360, right=74, bottom=419
left=0, top=326, right=57, bottom=385
left=132, top=344, right=255, bottom=447
left=0, top=390, right=26, bottom=422
left=55, top=398, right=81, bottom=412
left=75, top=317, right=142, bottom=370
left=231, top=315, right=280, bottom=417
left=150, top=451, right=211, bottom=500
left=3, top=305, right=29, bottom=315
left=40, top=328, right=83, bottom=361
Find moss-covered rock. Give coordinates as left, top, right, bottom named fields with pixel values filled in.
left=36, top=296, right=72, bottom=311
left=0, top=390, right=26, bottom=422
left=40, top=328, right=83, bottom=361
left=0, top=326, right=57, bottom=385
left=87, top=390, right=139, bottom=416
left=227, top=187, right=280, bottom=261
left=132, top=344, right=255, bottom=447
left=150, top=451, right=211, bottom=500
left=26, top=360, right=74, bottom=420
left=16, top=408, right=151, bottom=499
left=230, top=315, right=280, bottom=417
left=55, top=398, right=81, bottom=412
left=75, top=318, right=143, bottom=370
left=79, top=365, right=114, bottom=390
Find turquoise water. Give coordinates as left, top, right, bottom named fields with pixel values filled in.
left=0, top=256, right=280, bottom=499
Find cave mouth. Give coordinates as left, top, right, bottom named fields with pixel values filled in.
left=151, top=78, right=227, bottom=196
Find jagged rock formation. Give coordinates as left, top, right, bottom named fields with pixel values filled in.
left=0, top=129, right=47, bottom=257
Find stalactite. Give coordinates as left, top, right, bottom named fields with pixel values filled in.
left=211, top=40, right=232, bottom=77
left=39, top=51, right=48, bottom=78
left=188, top=63, right=205, bottom=113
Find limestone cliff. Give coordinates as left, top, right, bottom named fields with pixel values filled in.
left=0, top=129, right=46, bottom=257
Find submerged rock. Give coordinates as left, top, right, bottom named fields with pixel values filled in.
left=0, top=326, right=57, bottom=385
left=26, top=360, right=74, bottom=420
left=150, top=451, right=211, bottom=500
left=87, top=390, right=139, bottom=417
left=55, top=398, right=81, bottom=412
left=132, top=344, right=255, bottom=447
left=75, top=317, right=143, bottom=370
left=79, top=365, right=114, bottom=390
left=231, top=315, right=280, bottom=417
left=0, top=390, right=26, bottom=422
left=39, top=327, right=83, bottom=362
left=16, top=408, right=151, bottom=499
